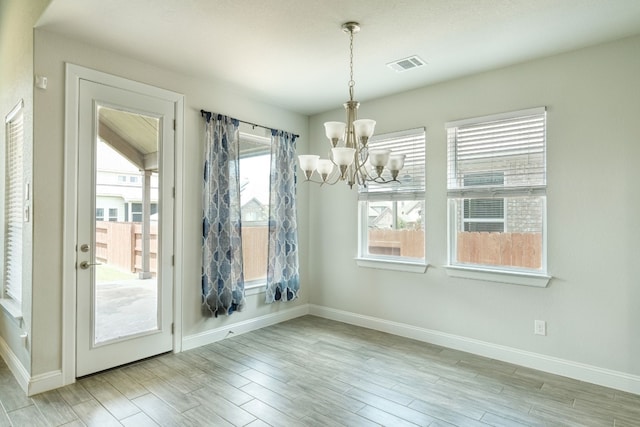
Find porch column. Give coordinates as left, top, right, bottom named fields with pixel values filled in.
left=139, top=170, right=152, bottom=279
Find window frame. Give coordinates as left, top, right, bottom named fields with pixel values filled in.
left=2, top=99, right=25, bottom=309
left=445, top=107, right=550, bottom=286
left=108, top=208, right=118, bottom=222
left=130, top=202, right=158, bottom=223
left=356, top=127, right=427, bottom=273
left=238, top=129, right=272, bottom=291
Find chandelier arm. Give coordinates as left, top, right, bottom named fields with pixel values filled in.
left=355, top=151, right=381, bottom=183
left=303, top=177, right=342, bottom=186
left=301, top=168, right=343, bottom=186
left=353, top=149, right=368, bottom=185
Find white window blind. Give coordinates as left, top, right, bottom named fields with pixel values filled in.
left=446, top=107, right=547, bottom=274
left=4, top=100, right=24, bottom=302
left=447, top=107, right=546, bottom=197
left=359, top=127, right=426, bottom=200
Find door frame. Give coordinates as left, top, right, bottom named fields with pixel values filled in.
left=63, top=63, right=184, bottom=386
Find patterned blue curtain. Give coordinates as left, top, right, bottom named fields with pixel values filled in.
left=266, top=130, right=300, bottom=303
left=202, top=113, right=245, bottom=316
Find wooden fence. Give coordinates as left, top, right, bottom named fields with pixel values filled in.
left=368, top=229, right=425, bottom=258
left=96, top=223, right=540, bottom=275
left=365, top=229, right=541, bottom=269
left=96, top=221, right=157, bottom=276
left=242, top=226, right=268, bottom=282
left=96, top=222, right=267, bottom=281
left=457, top=232, right=541, bottom=269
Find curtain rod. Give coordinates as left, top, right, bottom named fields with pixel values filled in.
left=200, top=109, right=299, bottom=139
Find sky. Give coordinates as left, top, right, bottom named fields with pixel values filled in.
left=240, top=154, right=270, bottom=206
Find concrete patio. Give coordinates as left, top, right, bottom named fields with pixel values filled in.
left=95, top=265, right=158, bottom=343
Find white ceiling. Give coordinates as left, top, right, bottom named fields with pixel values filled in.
left=36, top=0, right=640, bottom=116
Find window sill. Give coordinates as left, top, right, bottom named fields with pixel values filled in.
left=445, top=265, right=551, bottom=287
left=245, top=283, right=266, bottom=296
left=355, top=257, right=428, bottom=273
left=0, top=298, right=23, bottom=325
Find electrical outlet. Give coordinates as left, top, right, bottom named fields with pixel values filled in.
left=534, top=320, right=546, bottom=336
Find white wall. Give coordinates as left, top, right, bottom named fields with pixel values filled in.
left=308, top=35, right=640, bottom=377
left=0, top=0, right=51, bottom=376
left=32, top=30, right=310, bottom=377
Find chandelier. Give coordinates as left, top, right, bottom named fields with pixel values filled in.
left=298, top=22, right=405, bottom=189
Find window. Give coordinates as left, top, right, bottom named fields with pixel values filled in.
left=117, top=175, right=127, bottom=183
left=239, top=130, right=271, bottom=286
left=96, top=208, right=105, bottom=221
left=130, top=202, right=158, bottom=222
left=108, top=208, right=118, bottom=222
left=463, top=172, right=505, bottom=232
left=446, top=107, right=547, bottom=275
left=3, top=100, right=24, bottom=303
left=357, top=128, right=426, bottom=269
left=129, top=175, right=139, bottom=184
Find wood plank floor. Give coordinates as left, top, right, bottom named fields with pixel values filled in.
left=1, top=315, right=639, bottom=426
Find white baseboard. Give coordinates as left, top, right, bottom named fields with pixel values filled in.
left=28, top=370, right=64, bottom=396
left=309, top=304, right=640, bottom=396
left=0, top=335, right=67, bottom=396
left=0, top=335, right=29, bottom=394
left=182, top=304, right=310, bottom=351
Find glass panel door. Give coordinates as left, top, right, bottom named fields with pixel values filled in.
left=93, top=106, right=160, bottom=344
left=76, top=78, right=174, bottom=377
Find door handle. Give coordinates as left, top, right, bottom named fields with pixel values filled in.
left=79, top=261, right=102, bottom=270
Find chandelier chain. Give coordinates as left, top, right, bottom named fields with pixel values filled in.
left=348, top=29, right=355, bottom=101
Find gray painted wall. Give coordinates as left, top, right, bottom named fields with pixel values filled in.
left=31, top=30, right=310, bottom=376
left=307, top=34, right=640, bottom=376
left=0, top=0, right=51, bottom=375
left=3, top=2, right=639, bottom=389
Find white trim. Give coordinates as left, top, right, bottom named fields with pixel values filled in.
left=0, top=334, right=29, bottom=394
left=445, top=265, right=551, bottom=287
left=309, top=305, right=640, bottom=396
left=182, top=304, right=309, bottom=351
left=63, top=63, right=185, bottom=385
left=172, top=96, right=185, bottom=354
left=0, top=298, right=23, bottom=324
left=0, top=334, right=66, bottom=396
left=355, top=257, right=428, bottom=273
left=445, top=106, right=546, bottom=129
left=62, top=64, right=80, bottom=386
left=245, top=284, right=267, bottom=296
left=28, top=370, right=63, bottom=396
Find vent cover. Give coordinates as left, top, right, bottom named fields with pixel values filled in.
left=387, top=55, right=426, bottom=72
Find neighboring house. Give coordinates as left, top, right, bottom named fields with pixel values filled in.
left=241, top=197, right=268, bottom=224
left=368, top=200, right=423, bottom=229
left=368, top=205, right=391, bottom=228
left=95, top=140, right=158, bottom=223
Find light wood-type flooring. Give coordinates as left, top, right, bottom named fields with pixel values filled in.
left=1, top=316, right=639, bottom=426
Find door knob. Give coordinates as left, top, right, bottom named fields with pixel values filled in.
left=79, top=261, right=101, bottom=269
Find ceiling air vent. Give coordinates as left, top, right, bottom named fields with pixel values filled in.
left=387, top=55, right=426, bottom=73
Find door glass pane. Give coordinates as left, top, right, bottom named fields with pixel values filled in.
left=94, top=106, right=160, bottom=345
